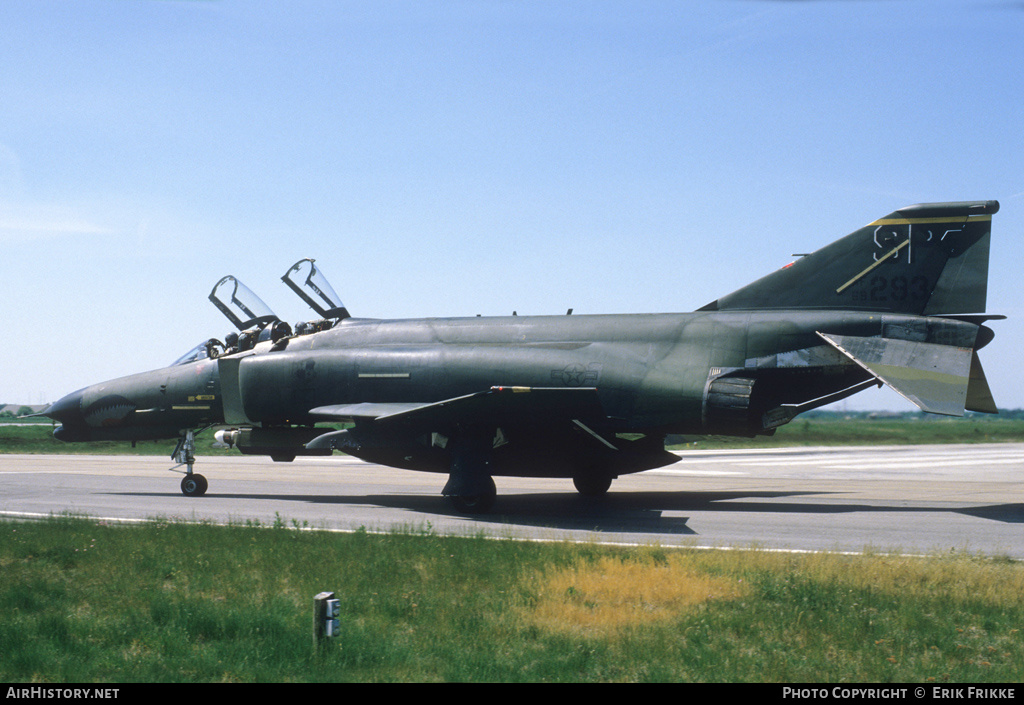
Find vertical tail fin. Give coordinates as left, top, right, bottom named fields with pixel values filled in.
left=699, top=200, right=999, bottom=314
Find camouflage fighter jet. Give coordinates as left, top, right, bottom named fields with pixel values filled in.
left=38, top=201, right=1002, bottom=512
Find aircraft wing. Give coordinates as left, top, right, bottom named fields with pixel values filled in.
left=310, top=386, right=605, bottom=426
left=309, top=401, right=436, bottom=421
left=817, top=332, right=984, bottom=416
left=306, top=386, right=607, bottom=452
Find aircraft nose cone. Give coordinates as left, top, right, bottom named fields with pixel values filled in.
left=42, top=390, right=85, bottom=424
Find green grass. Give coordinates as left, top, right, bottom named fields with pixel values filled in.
left=2, top=517, right=1023, bottom=682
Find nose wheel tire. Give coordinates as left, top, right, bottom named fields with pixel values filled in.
left=181, top=474, right=208, bottom=497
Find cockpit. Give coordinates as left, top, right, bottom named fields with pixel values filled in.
left=171, top=259, right=350, bottom=366
left=171, top=338, right=226, bottom=367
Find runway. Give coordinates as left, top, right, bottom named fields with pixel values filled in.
left=1, top=444, right=1022, bottom=557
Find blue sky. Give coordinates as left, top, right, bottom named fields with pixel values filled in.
left=2, top=0, right=1022, bottom=412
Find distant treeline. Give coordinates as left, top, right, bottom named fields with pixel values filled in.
left=802, top=408, right=1024, bottom=420
left=0, top=406, right=40, bottom=418
left=664, top=409, right=1024, bottom=448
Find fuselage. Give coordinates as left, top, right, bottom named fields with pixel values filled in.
left=44, top=308, right=978, bottom=443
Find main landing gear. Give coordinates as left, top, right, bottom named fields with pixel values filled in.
left=439, top=427, right=619, bottom=513
left=448, top=478, right=497, bottom=514
left=442, top=427, right=497, bottom=514
left=172, top=429, right=208, bottom=497
left=572, top=471, right=613, bottom=497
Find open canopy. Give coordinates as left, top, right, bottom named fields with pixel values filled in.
left=209, top=275, right=279, bottom=330
left=281, top=258, right=349, bottom=320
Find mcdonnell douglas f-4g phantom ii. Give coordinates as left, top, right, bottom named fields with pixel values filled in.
left=40, top=200, right=1003, bottom=512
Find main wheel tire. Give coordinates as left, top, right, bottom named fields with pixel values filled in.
left=449, top=490, right=496, bottom=514
left=573, top=472, right=612, bottom=497
left=181, top=473, right=208, bottom=497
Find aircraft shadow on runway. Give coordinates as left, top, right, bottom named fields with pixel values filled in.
left=112, top=487, right=1024, bottom=534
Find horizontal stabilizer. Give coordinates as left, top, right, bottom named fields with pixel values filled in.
left=966, top=351, right=997, bottom=414
left=817, top=332, right=973, bottom=416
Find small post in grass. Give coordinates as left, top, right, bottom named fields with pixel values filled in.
left=313, top=591, right=340, bottom=655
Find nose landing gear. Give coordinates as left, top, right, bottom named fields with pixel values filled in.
left=172, top=429, right=208, bottom=497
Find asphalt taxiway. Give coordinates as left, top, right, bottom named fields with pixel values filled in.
left=1, top=444, right=1021, bottom=557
